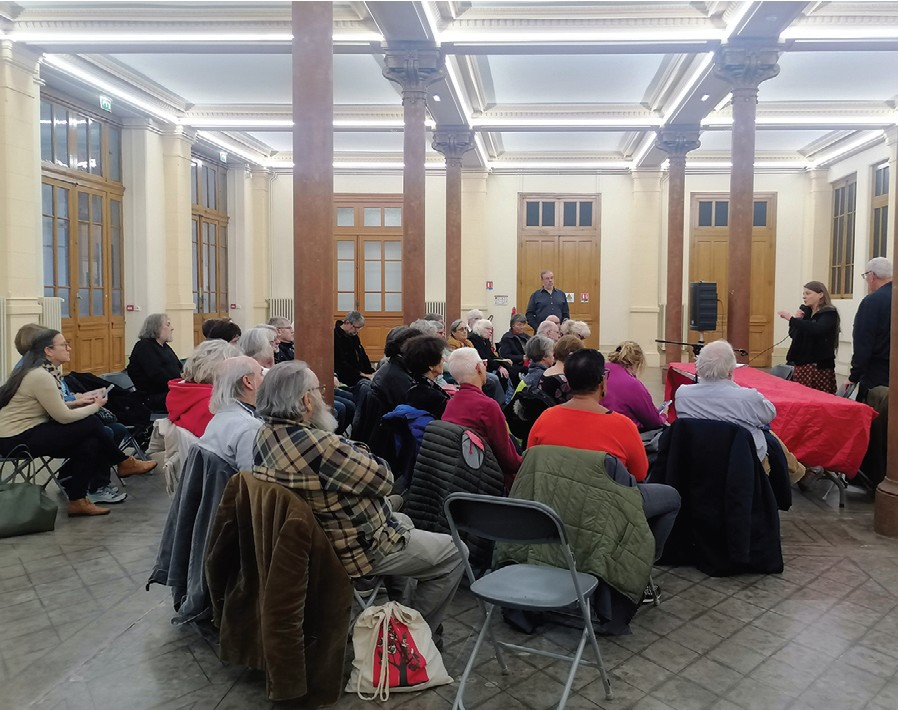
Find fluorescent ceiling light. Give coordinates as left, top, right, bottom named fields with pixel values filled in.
left=703, top=115, right=897, bottom=127
left=41, top=55, right=180, bottom=123
left=185, top=118, right=293, bottom=128
left=782, top=26, right=898, bottom=40
left=438, top=29, right=725, bottom=43
left=488, top=160, right=627, bottom=170
left=196, top=131, right=267, bottom=165
left=472, top=117, right=662, bottom=128
left=629, top=133, right=658, bottom=168
left=474, top=133, right=490, bottom=167
left=684, top=160, right=809, bottom=169
left=662, top=52, right=714, bottom=122
left=723, top=1, right=755, bottom=39
left=9, top=30, right=382, bottom=43
left=808, top=131, right=885, bottom=167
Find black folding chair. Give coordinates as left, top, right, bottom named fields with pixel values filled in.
left=444, top=493, right=613, bottom=709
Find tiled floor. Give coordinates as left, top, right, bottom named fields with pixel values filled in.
left=3, top=371, right=898, bottom=710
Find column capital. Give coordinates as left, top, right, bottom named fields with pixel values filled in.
left=382, top=43, right=444, bottom=99
left=714, top=43, right=780, bottom=92
left=432, top=127, right=475, bottom=165
left=655, top=127, right=701, bottom=159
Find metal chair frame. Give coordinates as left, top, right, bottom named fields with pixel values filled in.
left=444, top=492, right=613, bottom=709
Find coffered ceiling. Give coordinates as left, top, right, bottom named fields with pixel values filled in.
left=2, top=1, right=897, bottom=172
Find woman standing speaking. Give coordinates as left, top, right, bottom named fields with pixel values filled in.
left=778, top=281, right=840, bottom=394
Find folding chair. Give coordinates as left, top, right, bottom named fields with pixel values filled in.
left=0, top=445, right=35, bottom=484
left=352, top=575, right=385, bottom=620
left=0, top=445, right=70, bottom=499
left=444, top=492, right=613, bottom=709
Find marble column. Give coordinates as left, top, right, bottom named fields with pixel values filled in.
left=874, top=125, right=898, bottom=537
left=432, top=128, right=474, bottom=328
left=715, top=44, right=779, bottom=362
left=160, top=127, right=196, bottom=356
left=656, top=128, right=701, bottom=369
left=293, top=2, right=334, bottom=395
left=383, top=45, right=444, bottom=323
left=0, top=42, right=42, bottom=375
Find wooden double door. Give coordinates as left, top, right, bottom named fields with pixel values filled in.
left=689, top=193, right=777, bottom=366
left=517, top=194, right=601, bottom=348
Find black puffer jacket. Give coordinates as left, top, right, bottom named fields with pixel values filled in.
left=405, top=421, right=505, bottom=571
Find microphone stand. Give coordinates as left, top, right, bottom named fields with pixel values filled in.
left=655, top=337, right=748, bottom=358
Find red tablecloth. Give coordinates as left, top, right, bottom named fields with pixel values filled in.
left=665, top=363, right=876, bottom=477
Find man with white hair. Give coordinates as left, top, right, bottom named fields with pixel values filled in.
left=850, top=256, right=893, bottom=395
left=252, top=361, right=466, bottom=636
left=198, top=356, right=264, bottom=471
left=676, top=340, right=807, bottom=483
left=268, top=317, right=295, bottom=363
left=526, top=270, right=569, bottom=331
left=466, top=308, right=485, bottom=330
left=443, top=348, right=522, bottom=489
left=536, top=318, right=561, bottom=342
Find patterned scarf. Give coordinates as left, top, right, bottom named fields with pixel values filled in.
left=41, top=361, right=64, bottom=395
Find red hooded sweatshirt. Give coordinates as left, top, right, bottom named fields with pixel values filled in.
left=165, top=378, right=214, bottom=437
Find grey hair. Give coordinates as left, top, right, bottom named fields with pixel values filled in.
left=560, top=319, right=590, bottom=339
left=510, top=313, right=527, bottom=327
left=239, top=327, right=275, bottom=364
left=471, top=318, right=494, bottom=338
left=409, top=319, right=439, bottom=335
left=450, top=319, right=466, bottom=333
left=466, top=309, right=484, bottom=329
left=209, top=356, right=258, bottom=413
left=256, top=360, right=316, bottom=420
left=344, top=311, right=365, bottom=327
left=267, top=317, right=290, bottom=328
left=447, top=347, right=483, bottom=383
left=866, top=257, right=893, bottom=279
left=536, top=320, right=560, bottom=338
left=182, top=340, right=241, bottom=384
left=540, top=270, right=553, bottom=278
left=138, top=313, right=168, bottom=340
left=525, top=335, right=554, bottom=362
left=696, top=340, right=737, bottom=381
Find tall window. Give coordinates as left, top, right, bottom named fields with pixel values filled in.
left=871, top=162, right=889, bottom=259
left=830, top=174, right=857, bottom=298
left=190, top=158, right=229, bottom=321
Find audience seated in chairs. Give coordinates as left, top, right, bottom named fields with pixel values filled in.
left=127, top=312, right=183, bottom=412
left=466, top=309, right=485, bottom=330
left=239, top=326, right=277, bottom=370
left=520, top=335, right=556, bottom=388
left=536, top=318, right=562, bottom=342
left=470, top=319, right=511, bottom=394
left=602, top=340, right=668, bottom=432
left=498, top=314, right=530, bottom=386
left=527, top=348, right=681, bottom=564
left=371, top=325, right=419, bottom=410
left=198, top=356, right=265, bottom=471
left=334, top=310, right=374, bottom=395
left=404, top=334, right=451, bottom=419
left=202, top=318, right=241, bottom=344
left=167, top=340, right=241, bottom=438
left=0, top=328, right=155, bottom=517
left=675, top=340, right=812, bottom=487
left=267, top=317, right=295, bottom=363
left=251, top=361, right=467, bottom=639
left=560, top=319, right=591, bottom=340
left=537, top=334, right=584, bottom=403
left=443, top=347, right=522, bottom=490
left=447, top=319, right=474, bottom=350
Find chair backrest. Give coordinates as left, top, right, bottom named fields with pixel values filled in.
left=101, top=371, right=137, bottom=392
left=444, top=492, right=566, bottom=546
left=769, top=364, right=794, bottom=381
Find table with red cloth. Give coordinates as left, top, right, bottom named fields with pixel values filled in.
left=664, top=363, right=876, bottom=478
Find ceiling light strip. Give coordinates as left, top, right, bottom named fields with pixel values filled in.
left=10, top=31, right=383, bottom=43
left=437, top=30, right=726, bottom=43
left=661, top=52, right=715, bottom=123
left=471, top=117, right=662, bottom=129
left=196, top=131, right=267, bottom=165
left=809, top=130, right=886, bottom=168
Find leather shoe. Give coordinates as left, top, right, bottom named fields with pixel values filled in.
left=117, top=456, right=157, bottom=478
left=68, top=498, right=110, bottom=517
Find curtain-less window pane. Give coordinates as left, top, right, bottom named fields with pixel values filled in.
left=208, top=224, right=217, bottom=292
left=337, top=240, right=355, bottom=259
left=336, top=208, right=354, bottom=227
left=579, top=201, right=593, bottom=227
left=541, top=201, right=555, bottom=226
left=91, top=223, right=103, bottom=288
left=752, top=201, right=767, bottom=227
left=714, top=201, right=728, bottom=227
left=40, top=101, right=52, bottom=161
left=364, top=261, right=382, bottom=291
left=384, top=241, right=401, bottom=260
left=57, top=219, right=69, bottom=287
left=337, top=261, right=354, bottom=291
left=337, top=293, right=355, bottom=312
left=363, top=208, right=381, bottom=227
left=525, top=201, right=539, bottom=226
left=384, top=261, right=402, bottom=291
left=88, top=119, right=102, bottom=175
left=364, top=293, right=382, bottom=311
left=42, top=216, right=54, bottom=287
left=108, top=126, right=121, bottom=182
left=205, top=166, right=216, bottom=210
left=563, top=201, right=576, bottom=227
left=74, top=117, right=88, bottom=171
left=191, top=164, right=198, bottom=205
left=384, top=293, right=402, bottom=311
left=54, top=106, right=69, bottom=167
left=384, top=207, right=402, bottom=227
left=364, top=241, right=381, bottom=260
left=698, top=201, right=712, bottom=226
left=218, top=170, right=227, bottom=213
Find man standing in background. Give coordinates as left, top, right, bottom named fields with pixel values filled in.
left=525, top=270, right=569, bottom=331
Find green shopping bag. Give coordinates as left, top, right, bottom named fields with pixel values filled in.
left=0, top=452, right=58, bottom=538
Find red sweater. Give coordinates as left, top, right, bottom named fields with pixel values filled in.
left=442, top=383, right=522, bottom=489
left=166, top=379, right=213, bottom=437
left=527, top=406, right=649, bottom=481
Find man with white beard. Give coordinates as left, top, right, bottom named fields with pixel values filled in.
left=252, top=361, right=466, bottom=637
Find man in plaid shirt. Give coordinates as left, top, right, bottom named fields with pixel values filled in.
left=253, top=360, right=466, bottom=633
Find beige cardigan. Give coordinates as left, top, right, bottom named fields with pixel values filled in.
left=0, top=367, right=100, bottom=438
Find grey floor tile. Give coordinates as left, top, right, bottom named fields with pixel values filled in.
left=680, top=657, right=742, bottom=695
left=611, top=655, right=672, bottom=694
left=705, top=638, right=766, bottom=675
left=639, top=636, right=700, bottom=673
left=723, top=676, right=796, bottom=710
left=649, top=677, right=718, bottom=710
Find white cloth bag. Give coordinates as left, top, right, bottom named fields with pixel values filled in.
left=346, top=601, right=453, bottom=700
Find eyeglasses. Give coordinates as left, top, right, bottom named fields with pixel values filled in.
left=277, top=326, right=294, bottom=332
left=861, top=271, right=872, bottom=279
left=51, top=342, right=71, bottom=350
left=306, top=384, right=326, bottom=395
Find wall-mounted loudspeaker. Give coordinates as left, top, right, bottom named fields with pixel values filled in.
left=689, top=282, right=718, bottom=332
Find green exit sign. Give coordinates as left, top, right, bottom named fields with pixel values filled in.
left=99, top=95, right=112, bottom=112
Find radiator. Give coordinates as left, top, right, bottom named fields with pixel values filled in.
left=267, top=297, right=294, bottom=323
left=0, top=298, right=8, bottom=381
left=39, top=296, right=63, bottom=332
left=424, top=300, right=446, bottom=322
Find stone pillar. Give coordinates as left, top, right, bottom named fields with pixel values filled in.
left=160, top=127, right=196, bottom=356
left=432, top=128, right=474, bottom=328
left=656, top=128, right=701, bottom=370
left=874, top=126, right=898, bottom=537
left=715, top=44, right=779, bottom=362
left=293, top=2, right=334, bottom=395
left=250, top=169, right=272, bottom=327
left=383, top=45, right=444, bottom=323
left=0, top=42, right=42, bottom=375
left=628, top=169, right=664, bottom=369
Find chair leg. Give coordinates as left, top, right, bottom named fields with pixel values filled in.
left=477, top=599, right=508, bottom=674
left=649, top=574, right=660, bottom=607
left=454, top=604, right=498, bottom=710
left=558, top=626, right=590, bottom=710
left=580, top=598, right=613, bottom=701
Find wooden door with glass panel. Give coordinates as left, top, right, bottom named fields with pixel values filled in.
left=517, top=195, right=601, bottom=348
left=334, top=198, right=404, bottom=363
left=689, top=193, right=777, bottom=366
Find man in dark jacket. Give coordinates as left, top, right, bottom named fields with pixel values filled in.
left=525, top=270, right=569, bottom=331
left=268, top=317, right=295, bottom=363
left=850, top=257, right=893, bottom=396
left=333, top=311, right=374, bottom=391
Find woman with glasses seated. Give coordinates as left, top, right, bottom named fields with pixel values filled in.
left=0, top=329, right=156, bottom=517
left=446, top=319, right=473, bottom=350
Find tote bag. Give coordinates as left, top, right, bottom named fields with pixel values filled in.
left=0, top=451, right=57, bottom=538
left=346, top=601, right=452, bottom=700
